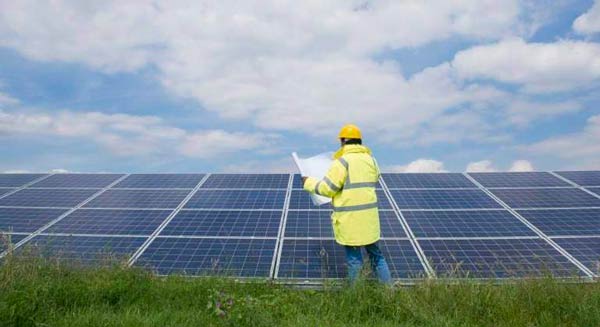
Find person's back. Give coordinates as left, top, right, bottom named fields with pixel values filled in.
left=302, top=124, right=392, bottom=284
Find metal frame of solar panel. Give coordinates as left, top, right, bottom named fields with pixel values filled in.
left=2, top=171, right=600, bottom=283
left=133, top=173, right=289, bottom=279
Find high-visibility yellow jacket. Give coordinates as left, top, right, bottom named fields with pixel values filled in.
left=303, top=144, right=381, bottom=246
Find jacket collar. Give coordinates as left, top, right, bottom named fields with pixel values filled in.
left=333, top=144, right=372, bottom=159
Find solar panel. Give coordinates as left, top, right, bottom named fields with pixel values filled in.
left=0, top=208, right=67, bottom=233
left=201, top=174, right=289, bottom=189
left=468, top=172, right=570, bottom=188
left=379, top=211, right=409, bottom=238
left=556, top=171, right=600, bottom=187
left=277, top=239, right=424, bottom=279
left=284, top=211, right=334, bottom=238
left=383, top=173, right=475, bottom=189
left=403, top=210, right=536, bottom=238
left=84, top=189, right=190, bottom=209
left=0, top=174, right=46, bottom=187
left=419, top=238, right=583, bottom=278
left=19, top=235, right=146, bottom=266
left=114, top=174, right=205, bottom=189
left=379, top=239, right=427, bottom=279
left=292, top=174, right=305, bottom=189
left=288, top=189, right=391, bottom=210
left=276, top=239, right=347, bottom=279
left=553, top=237, right=600, bottom=275
left=0, top=189, right=14, bottom=197
left=46, top=209, right=172, bottom=235
left=0, top=233, right=27, bottom=253
left=136, top=237, right=276, bottom=277
left=390, top=189, right=502, bottom=210
left=184, top=190, right=286, bottom=210
left=31, top=174, right=124, bottom=188
left=160, top=210, right=282, bottom=237
left=490, top=188, right=600, bottom=209
left=288, top=191, right=332, bottom=210
left=517, top=209, right=600, bottom=236
left=0, top=188, right=98, bottom=208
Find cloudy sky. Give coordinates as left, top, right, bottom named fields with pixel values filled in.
left=1, top=0, right=600, bottom=173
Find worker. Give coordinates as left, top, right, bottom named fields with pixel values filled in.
left=302, top=124, right=392, bottom=284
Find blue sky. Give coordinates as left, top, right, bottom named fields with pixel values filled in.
left=1, top=1, right=600, bottom=173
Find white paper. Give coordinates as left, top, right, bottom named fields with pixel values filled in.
left=292, top=151, right=333, bottom=206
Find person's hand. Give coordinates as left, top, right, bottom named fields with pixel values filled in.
left=301, top=176, right=308, bottom=184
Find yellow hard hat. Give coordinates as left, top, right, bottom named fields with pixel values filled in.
left=338, top=124, right=362, bottom=139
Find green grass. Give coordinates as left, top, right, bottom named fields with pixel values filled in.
left=1, top=255, right=599, bottom=327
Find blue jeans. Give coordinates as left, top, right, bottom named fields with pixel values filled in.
left=344, top=242, right=392, bottom=284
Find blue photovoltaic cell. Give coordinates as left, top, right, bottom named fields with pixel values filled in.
left=288, top=189, right=391, bottom=210
left=553, top=237, right=600, bottom=275
left=292, top=174, right=305, bottom=189
left=0, top=233, right=27, bottom=253
left=114, top=174, right=205, bottom=189
left=390, top=189, right=501, bottom=210
left=404, top=210, right=535, bottom=238
left=0, top=189, right=13, bottom=197
left=517, top=209, right=600, bottom=236
left=379, top=211, right=409, bottom=238
left=136, top=237, right=276, bottom=277
left=0, top=188, right=98, bottom=208
left=284, top=210, right=334, bottom=238
left=556, top=171, right=600, bottom=187
left=419, top=238, right=583, bottom=278
left=292, top=174, right=383, bottom=189
left=588, top=187, right=600, bottom=197
left=0, top=174, right=46, bottom=187
left=382, top=173, right=475, bottom=189
left=31, top=174, right=124, bottom=188
left=47, top=209, right=172, bottom=235
left=19, top=235, right=146, bottom=266
left=490, top=188, right=600, bottom=209
left=277, top=239, right=352, bottom=278
left=288, top=191, right=332, bottom=210
left=84, top=189, right=190, bottom=209
left=0, top=208, right=67, bottom=233
left=469, top=172, right=570, bottom=188
left=277, top=239, right=424, bottom=279
left=160, top=210, right=282, bottom=237
left=201, top=174, right=289, bottom=189
left=185, top=190, right=286, bottom=209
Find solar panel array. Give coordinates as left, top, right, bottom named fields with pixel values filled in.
left=1, top=171, right=599, bottom=282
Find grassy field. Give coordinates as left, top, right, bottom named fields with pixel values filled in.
left=1, top=254, right=599, bottom=327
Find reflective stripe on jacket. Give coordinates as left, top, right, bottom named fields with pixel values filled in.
left=303, top=144, right=380, bottom=246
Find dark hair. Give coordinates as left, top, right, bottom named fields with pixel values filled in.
left=342, top=138, right=362, bottom=145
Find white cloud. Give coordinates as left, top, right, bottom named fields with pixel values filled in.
left=522, top=115, right=600, bottom=169
left=452, top=38, right=600, bottom=93
left=466, top=159, right=534, bottom=172
left=509, top=160, right=534, bottom=172
left=0, top=92, right=19, bottom=106
left=179, top=130, right=276, bottom=159
left=221, top=157, right=295, bottom=173
left=3, top=168, right=70, bottom=173
left=504, top=100, right=582, bottom=127
left=387, top=159, right=447, bottom=173
left=0, top=109, right=273, bottom=159
left=0, top=0, right=547, bottom=147
left=466, top=160, right=497, bottom=172
left=573, top=0, right=600, bottom=34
